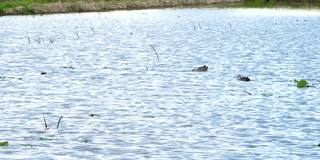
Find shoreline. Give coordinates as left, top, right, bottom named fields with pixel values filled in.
left=0, top=0, right=241, bottom=16
left=1, top=0, right=320, bottom=16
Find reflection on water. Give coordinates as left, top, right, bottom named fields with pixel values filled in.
left=1, top=8, right=320, bottom=159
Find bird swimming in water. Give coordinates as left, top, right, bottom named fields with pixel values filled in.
left=237, top=75, right=250, bottom=81
left=192, top=65, right=208, bottom=72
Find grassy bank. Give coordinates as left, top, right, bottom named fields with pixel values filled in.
left=243, top=0, right=320, bottom=8
left=0, top=0, right=69, bottom=14
left=0, top=0, right=320, bottom=16
left=0, top=0, right=243, bottom=16
left=0, top=0, right=142, bottom=15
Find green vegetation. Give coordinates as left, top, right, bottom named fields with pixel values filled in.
left=0, top=141, right=9, bottom=146
left=296, top=79, right=308, bottom=88
left=0, top=0, right=42, bottom=14
left=243, top=0, right=277, bottom=7
left=243, top=0, right=320, bottom=8
left=0, top=0, right=42, bottom=13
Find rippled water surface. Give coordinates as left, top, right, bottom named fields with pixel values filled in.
left=1, top=8, right=320, bottom=159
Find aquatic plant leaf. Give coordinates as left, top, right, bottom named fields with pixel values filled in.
left=296, top=80, right=307, bottom=88
left=0, top=141, right=9, bottom=146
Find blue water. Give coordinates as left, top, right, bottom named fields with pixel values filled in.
left=1, top=8, right=320, bottom=159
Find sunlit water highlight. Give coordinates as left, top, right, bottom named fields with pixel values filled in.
left=1, top=8, right=320, bottom=159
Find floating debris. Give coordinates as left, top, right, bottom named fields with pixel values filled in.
left=0, top=76, right=6, bottom=79
left=40, top=72, right=47, bottom=75
left=237, top=75, right=250, bottom=81
left=39, top=137, right=53, bottom=141
left=192, top=65, right=208, bottom=72
left=21, top=144, right=36, bottom=147
left=62, top=66, right=75, bottom=69
left=82, top=139, right=92, bottom=143
left=262, top=93, right=273, bottom=97
left=89, top=114, right=99, bottom=117
left=0, top=76, right=23, bottom=81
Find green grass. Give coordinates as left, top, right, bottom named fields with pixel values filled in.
left=0, top=1, right=22, bottom=12
left=242, top=0, right=320, bottom=8
left=0, top=0, right=89, bottom=14
left=0, top=0, right=42, bottom=13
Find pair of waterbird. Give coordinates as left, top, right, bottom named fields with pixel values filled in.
left=192, top=65, right=251, bottom=81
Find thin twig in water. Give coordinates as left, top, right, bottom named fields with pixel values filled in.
left=35, top=36, right=41, bottom=44
left=149, top=45, right=159, bottom=61
left=27, top=36, right=31, bottom=44
left=243, top=91, right=252, bottom=95
left=56, top=116, right=63, bottom=130
left=197, top=21, right=202, bottom=30
left=62, top=32, right=66, bottom=40
left=90, top=27, right=95, bottom=35
left=42, top=114, right=48, bottom=130
left=75, top=32, right=79, bottom=39
left=193, top=23, right=196, bottom=30
left=49, top=37, right=54, bottom=44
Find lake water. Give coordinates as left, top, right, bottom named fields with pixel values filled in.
left=1, top=8, right=320, bottom=159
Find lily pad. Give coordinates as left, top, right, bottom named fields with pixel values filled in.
left=0, top=141, right=9, bottom=146
left=296, top=79, right=308, bottom=88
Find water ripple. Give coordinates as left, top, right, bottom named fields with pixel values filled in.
left=0, top=8, right=320, bottom=159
